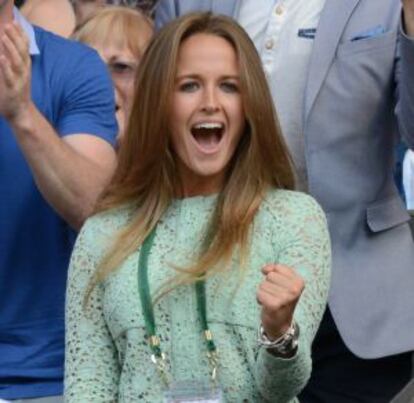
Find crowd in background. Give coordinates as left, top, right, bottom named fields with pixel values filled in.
left=16, top=0, right=414, bottom=212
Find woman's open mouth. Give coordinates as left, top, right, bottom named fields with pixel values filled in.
left=190, top=122, right=224, bottom=153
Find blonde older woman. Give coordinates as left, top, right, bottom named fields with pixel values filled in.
left=73, top=6, right=153, bottom=140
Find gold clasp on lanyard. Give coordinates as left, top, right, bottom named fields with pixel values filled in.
left=207, top=350, right=219, bottom=382
left=150, top=351, right=169, bottom=386
left=148, top=336, right=170, bottom=385
left=149, top=335, right=161, bottom=348
left=204, top=330, right=219, bottom=382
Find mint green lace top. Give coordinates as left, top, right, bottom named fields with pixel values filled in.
left=64, top=189, right=331, bottom=402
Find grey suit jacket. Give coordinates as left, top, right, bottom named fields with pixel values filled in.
left=156, top=0, right=414, bottom=359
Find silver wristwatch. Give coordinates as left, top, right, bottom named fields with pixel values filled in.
left=257, top=321, right=300, bottom=355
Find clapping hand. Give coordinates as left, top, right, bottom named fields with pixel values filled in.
left=0, top=22, right=31, bottom=123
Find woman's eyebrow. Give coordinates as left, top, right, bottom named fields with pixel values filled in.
left=175, top=74, right=240, bottom=80
left=175, top=73, right=200, bottom=80
left=220, top=75, right=240, bottom=80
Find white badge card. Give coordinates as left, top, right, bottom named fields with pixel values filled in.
left=164, top=381, right=223, bottom=403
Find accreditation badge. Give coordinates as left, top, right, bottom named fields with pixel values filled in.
left=163, top=380, right=223, bottom=403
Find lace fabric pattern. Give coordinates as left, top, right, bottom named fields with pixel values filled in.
left=64, top=189, right=331, bottom=402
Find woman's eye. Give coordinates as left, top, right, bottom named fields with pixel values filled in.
left=179, top=81, right=199, bottom=92
left=220, top=82, right=239, bottom=93
left=109, top=62, right=135, bottom=75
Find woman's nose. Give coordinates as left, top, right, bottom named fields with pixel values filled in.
left=201, top=87, right=220, bottom=113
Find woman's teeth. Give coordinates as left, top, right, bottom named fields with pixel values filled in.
left=191, top=122, right=224, bottom=150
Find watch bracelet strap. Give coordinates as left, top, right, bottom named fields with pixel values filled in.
left=257, top=321, right=300, bottom=354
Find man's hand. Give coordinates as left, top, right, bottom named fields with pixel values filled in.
left=257, top=264, right=304, bottom=340
left=402, top=0, right=414, bottom=36
left=0, top=22, right=31, bottom=122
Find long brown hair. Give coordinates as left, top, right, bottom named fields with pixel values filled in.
left=91, top=12, right=295, bottom=292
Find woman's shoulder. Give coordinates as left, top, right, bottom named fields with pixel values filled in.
left=260, top=189, right=326, bottom=225
left=79, top=204, right=134, bottom=244
left=261, top=188, right=322, bottom=212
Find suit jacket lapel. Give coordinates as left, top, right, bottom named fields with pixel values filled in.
left=304, top=0, right=361, bottom=120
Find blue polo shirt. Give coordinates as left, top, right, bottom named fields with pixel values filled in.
left=0, top=13, right=117, bottom=400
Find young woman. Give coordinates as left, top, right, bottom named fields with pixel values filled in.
left=73, top=6, right=153, bottom=140
left=64, top=12, right=331, bottom=402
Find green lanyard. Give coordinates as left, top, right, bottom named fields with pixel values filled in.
left=137, top=226, right=219, bottom=385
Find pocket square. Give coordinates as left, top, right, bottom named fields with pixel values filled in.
left=351, top=25, right=385, bottom=41
left=298, top=28, right=317, bottom=39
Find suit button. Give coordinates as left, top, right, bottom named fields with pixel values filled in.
left=265, top=39, right=274, bottom=49
left=275, top=5, right=284, bottom=15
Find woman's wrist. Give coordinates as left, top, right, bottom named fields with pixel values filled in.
left=257, top=321, right=300, bottom=358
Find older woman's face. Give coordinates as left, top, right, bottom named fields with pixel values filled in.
left=91, top=40, right=138, bottom=138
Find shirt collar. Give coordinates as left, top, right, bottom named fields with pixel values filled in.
left=13, top=7, right=40, bottom=55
